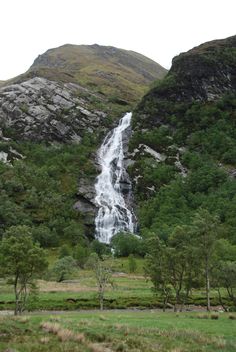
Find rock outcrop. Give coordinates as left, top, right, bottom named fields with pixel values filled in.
left=0, top=77, right=108, bottom=142
left=134, top=35, right=236, bottom=129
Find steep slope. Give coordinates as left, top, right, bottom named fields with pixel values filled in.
left=129, top=35, right=236, bottom=240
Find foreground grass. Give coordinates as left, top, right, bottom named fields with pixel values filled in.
left=0, top=311, right=236, bottom=352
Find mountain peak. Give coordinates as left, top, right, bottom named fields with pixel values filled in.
left=27, top=44, right=167, bottom=104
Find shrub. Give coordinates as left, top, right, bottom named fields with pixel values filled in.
left=228, top=314, right=236, bottom=320
left=111, top=232, right=145, bottom=257
left=210, top=313, right=219, bottom=320
left=128, top=254, right=137, bottom=273
left=51, top=256, right=76, bottom=282
left=196, top=313, right=209, bottom=319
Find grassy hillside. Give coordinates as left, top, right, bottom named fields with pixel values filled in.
left=9, top=44, right=167, bottom=104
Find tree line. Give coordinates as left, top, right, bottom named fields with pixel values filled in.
left=145, top=208, right=236, bottom=312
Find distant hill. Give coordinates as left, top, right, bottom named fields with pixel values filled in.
left=9, top=44, right=167, bottom=104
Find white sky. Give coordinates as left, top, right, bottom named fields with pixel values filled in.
left=0, top=0, right=235, bottom=80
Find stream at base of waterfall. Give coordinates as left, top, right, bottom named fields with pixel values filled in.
left=94, top=112, right=135, bottom=243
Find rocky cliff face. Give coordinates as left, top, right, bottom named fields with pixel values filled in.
left=0, top=77, right=108, bottom=143
left=170, top=35, right=236, bottom=101
left=133, top=35, right=236, bottom=129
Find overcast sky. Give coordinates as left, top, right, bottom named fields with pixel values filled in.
left=0, top=0, right=235, bottom=80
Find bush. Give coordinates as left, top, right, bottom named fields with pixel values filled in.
left=210, top=313, right=219, bottom=320
left=228, top=314, right=236, bottom=320
left=73, top=244, right=90, bottom=268
left=91, top=239, right=111, bottom=258
left=51, top=256, right=76, bottom=282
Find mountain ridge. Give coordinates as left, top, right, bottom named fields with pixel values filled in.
left=5, top=44, right=167, bottom=105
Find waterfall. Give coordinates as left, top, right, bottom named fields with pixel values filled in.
left=95, top=112, right=135, bottom=243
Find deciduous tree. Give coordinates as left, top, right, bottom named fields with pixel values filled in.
left=0, top=226, right=47, bottom=315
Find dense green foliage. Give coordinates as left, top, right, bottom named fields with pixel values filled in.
left=51, top=256, right=76, bottom=282
left=130, top=94, right=236, bottom=245
left=0, top=135, right=97, bottom=246
left=145, top=210, right=236, bottom=311
left=111, top=232, right=146, bottom=257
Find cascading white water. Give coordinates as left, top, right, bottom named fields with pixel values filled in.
left=95, top=112, right=134, bottom=243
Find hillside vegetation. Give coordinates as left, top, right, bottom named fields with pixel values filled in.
left=130, top=35, right=236, bottom=237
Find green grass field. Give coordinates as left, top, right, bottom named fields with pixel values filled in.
left=0, top=310, right=236, bottom=351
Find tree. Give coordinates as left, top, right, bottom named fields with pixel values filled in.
left=0, top=226, right=48, bottom=315
left=191, top=209, right=220, bottom=311
left=145, top=226, right=201, bottom=312
left=145, top=236, right=172, bottom=312
left=213, top=261, right=236, bottom=310
left=51, top=256, right=76, bottom=282
left=212, top=239, right=236, bottom=310
left=86, top=253, right=113, bottom=310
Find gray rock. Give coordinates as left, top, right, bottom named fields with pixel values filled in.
left=77, top=178, right=96, bottom=204
left=0, top=77, right=108, bottom=142
left=74, top=199, right=96, bottom=214
left=0, top=151, right=8, bottom=163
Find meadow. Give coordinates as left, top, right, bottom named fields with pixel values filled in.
left=0, top=310, right=236, bottom=352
